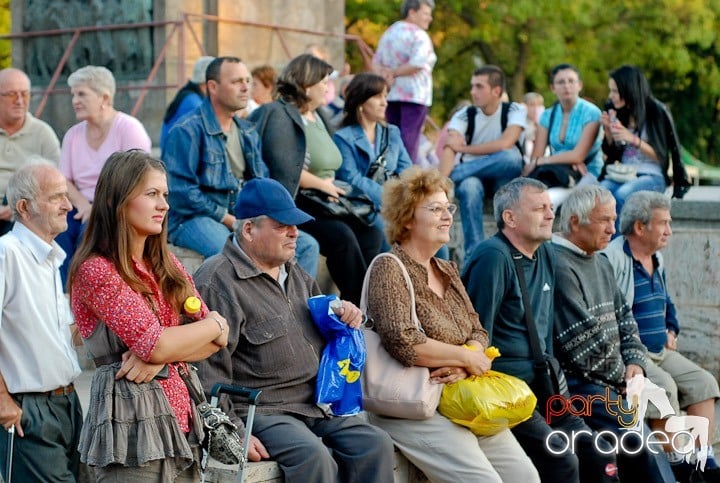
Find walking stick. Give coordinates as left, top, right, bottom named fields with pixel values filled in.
left=5, top=425, right=14, bottom=483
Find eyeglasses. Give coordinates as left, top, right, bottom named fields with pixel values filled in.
left=420, top=203, right=457, bottom=216
left=0, top=90, right=31, bottom=101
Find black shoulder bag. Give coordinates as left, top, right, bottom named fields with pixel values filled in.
left=366, top=124, right=392, bottom=185
left=507, top=242, right=570, bottom=418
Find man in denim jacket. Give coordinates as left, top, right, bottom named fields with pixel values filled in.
left=163, top=57, right=319, bottom=274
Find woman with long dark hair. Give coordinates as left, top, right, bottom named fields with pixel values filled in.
left=600, top=65, right=690, bottom=221
left=249, top=55, right=383, bottom=304
left=334, top=72, right=412, bottom=247
left=69, top=151, right=229, bottom=481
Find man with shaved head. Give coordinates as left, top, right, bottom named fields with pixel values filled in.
left=0, top=68, right=61, bottom=236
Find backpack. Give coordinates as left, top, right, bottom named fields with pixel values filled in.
left=464, top=102, right=524, bottom=159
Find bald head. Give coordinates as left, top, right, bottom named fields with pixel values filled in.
left=0, top=68, right=31, bottom=130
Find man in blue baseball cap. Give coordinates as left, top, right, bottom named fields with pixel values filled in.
left=193, top=177, right=394, bottom=483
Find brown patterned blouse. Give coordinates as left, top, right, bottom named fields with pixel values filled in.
left=366, top=245, right=489, bottom=367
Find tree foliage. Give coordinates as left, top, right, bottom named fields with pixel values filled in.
left=346, top=0, right=720, bottom=165
left=0, top=0, right=9, bottom=69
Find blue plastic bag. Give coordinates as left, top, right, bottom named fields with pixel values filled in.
left=308, top=295, right=366, bottom=416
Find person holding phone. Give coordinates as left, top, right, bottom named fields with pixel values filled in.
left=600, top=65, right=690, bottom=231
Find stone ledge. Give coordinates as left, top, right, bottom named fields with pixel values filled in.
left=203, top=449, right=428, bottom=483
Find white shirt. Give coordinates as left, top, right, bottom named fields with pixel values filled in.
left=448, top=102, right=527, bottom=163
left=0, top=222, right=81, bottom=393
left=374, top=20, right=437, bottom=106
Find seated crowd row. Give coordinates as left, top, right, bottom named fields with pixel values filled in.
left=0, top=148, right=716, bottom=483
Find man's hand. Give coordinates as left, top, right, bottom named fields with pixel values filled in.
left=665, top=331, right=678, bottom=351
left=624, top=364, right=644, bottom=382
left=221, top=213, right=237, bottom=230
left=246, top=435, right=270, bottom=462
left=115, top=351, right=167, bottom=383
left=445, top=131, right=466, bottom=153
left=334, top=300, right=364, bottom=329
left=0, top=392, right=23, bottom=437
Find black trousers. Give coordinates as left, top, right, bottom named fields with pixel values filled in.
left=512, top=410, right=620, bottom=483
left=300, top=216, right=383, bottom=305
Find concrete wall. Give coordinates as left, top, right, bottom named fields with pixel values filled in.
left=663, top=198, right=720, bottom=378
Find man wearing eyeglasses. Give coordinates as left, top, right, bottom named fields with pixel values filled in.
left=0, top=68, right=61, bottom=236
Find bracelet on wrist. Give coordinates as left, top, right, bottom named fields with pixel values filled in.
left=211, top=316, right=224, bottom=336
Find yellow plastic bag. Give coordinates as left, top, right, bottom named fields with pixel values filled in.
left=438, top=346, right=536, bottom=436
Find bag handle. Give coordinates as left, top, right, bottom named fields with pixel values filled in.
left=360, top=252, right=423, bottom=333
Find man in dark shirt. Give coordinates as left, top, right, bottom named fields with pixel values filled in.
left=463, top=177, right=618, bottom=483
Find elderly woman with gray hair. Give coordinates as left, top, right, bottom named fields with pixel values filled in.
left=56, top=65, right=151, bottom=286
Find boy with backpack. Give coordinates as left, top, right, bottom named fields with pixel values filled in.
left=440, top=65, right=526, bottom=257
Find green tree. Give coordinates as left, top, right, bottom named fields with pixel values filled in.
left=346, top=0, right=720, bottom=165
left=0, top=0, right=9, bottom=69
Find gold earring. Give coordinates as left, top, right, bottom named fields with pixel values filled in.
left=359, top=106, right=363, bottom=112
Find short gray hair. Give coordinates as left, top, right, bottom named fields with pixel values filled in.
left=401, top=0, right=434, bottom=18
left=620, top=191, right=671, bottom=236
left=493, top=177, right=548, bottom=229
left=6, top=160, right=54, bottom=217
left=557, top=185, right=615, bottom=233
left=233, top=215, right=268, bottom=240
left=68, top=65, right=116, bottom=103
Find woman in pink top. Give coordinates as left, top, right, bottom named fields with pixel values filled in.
left=57, top=65, right=151, bottom=286
left=69, top=151, right=228, bottom=481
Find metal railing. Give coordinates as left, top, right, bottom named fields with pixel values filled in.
left=0, top=12, right=376, bottom=119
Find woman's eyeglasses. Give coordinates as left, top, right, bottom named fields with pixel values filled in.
left=420, top=203, right=457, bottom=216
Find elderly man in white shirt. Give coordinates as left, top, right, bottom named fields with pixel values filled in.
left=0, top=163, right=83, bottom=481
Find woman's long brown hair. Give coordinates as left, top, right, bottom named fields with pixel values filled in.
left=68, top=150, right=193, bottom=313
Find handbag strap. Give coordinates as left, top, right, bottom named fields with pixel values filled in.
left=178, top=363, right=208, bottom=405
left=376, top=125, right=390, bottom=164
left=360, top=252, right=423, bottom=333
left=547, top=102, right=559, bottom=156
left=498, top=233, right=546, bottom=370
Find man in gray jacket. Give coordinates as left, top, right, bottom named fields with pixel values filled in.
left=601, top=191, right=720, bottom=480
left=193, top=177, right=393, bottom=483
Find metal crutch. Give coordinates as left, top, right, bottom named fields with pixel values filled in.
left=5, top=425, right=14, bottom=483
left=210, top=384, right=262, bottom=483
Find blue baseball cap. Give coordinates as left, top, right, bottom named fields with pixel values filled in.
left=234, top=178, right=314, bottom=226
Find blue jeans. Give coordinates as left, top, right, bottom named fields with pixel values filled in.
left=168, top=216, right=320, bottom=277
left=450, top=149, right=522, bottom=255
left=566, top=377, right=675, bottom=483
left=600, top=174, right=666, bottom=234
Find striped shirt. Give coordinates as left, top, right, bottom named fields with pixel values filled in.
left=628, top=242, right=679, bottom=353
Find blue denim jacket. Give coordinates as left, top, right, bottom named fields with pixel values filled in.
left=333, top=123, right=412, bottom=209
left=162, top=98, right=268, bottom=234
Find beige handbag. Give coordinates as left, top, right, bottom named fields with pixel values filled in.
left=360, top=253, right=443, bottom=420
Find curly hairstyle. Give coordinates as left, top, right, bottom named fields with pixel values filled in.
left=381, top=166, right=453, bottom=244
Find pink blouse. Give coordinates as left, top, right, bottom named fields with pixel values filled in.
left=71, top=254, right=208, bottom=433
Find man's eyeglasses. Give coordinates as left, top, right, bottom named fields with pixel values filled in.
left=0, top=91, right=31, bottom=101
left=420, top=203, right=457, bottom=216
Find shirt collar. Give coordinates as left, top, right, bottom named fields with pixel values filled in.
left=551, top=233, right=589, bottom=256
left=11, top=221, right=66, bottom=267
